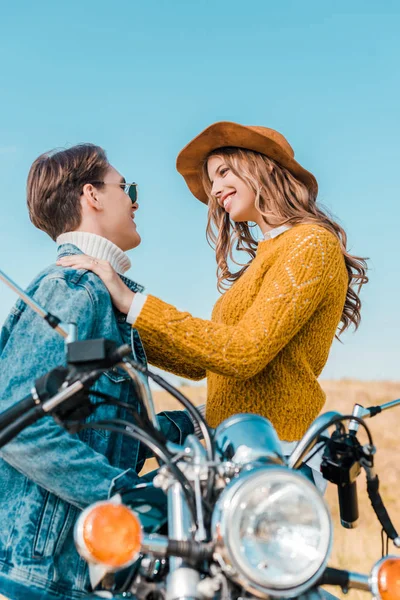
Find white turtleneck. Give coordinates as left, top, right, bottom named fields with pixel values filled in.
left=57, top=231, right=131, bottom=275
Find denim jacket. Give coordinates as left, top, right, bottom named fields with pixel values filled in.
left=0, top=243, right=194, bottom=600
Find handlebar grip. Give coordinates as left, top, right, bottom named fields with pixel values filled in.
left=0, top=405, right=45, bottom=448
left=0, top=366, right=69, bottom=435
left=319, top=567, right=350, bottom=588
left=0, top=391, right=38, bottom=432
left=338, top=480, right=359, bottom=528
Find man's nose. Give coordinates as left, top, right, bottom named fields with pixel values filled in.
left=132, top=201, right=139, bottom=212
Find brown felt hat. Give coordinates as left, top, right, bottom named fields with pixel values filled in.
left=176, top=121, right=318, bottom=204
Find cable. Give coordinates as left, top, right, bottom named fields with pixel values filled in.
left=122, top=358, right=216, bottom=506
left=381, top=528, right=389, bottom=558
left=366, top=472, right=400, bottom=544
left=85, top=391, right=188, bottom=475
left=123, top=359, right=214, bottom=462
left=299, top=440, right=327, bottom=468
left=69, top=393, right=214, bottom=517
left=338, top=415, right=374, bottom=446
left=301, top=414, right=374, bottom=463
left=72, top=419, right=198, bottom=524
left=86, top=390, right=158, bottom=434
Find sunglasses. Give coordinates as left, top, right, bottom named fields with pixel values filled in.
left=88, top=181, right=138, bottom=204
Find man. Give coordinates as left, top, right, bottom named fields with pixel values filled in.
left=0, top=144, right=195, bottom=600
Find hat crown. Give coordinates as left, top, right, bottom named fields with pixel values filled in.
left=246, top=125, right=295, bottom=158
left=176, top=120, right=317, bottom=203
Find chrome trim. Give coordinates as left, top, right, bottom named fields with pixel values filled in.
left=288, top=412, right=342, bottom=469
left=212, top=465, right=332, bottom=598
left=214, top=413, right=285, bottom=465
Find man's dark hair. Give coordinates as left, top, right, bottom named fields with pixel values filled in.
left=27, top=144, right=110, bottom=240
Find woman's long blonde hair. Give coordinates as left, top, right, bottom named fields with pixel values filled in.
left=201, top=147, right=368, bottom=334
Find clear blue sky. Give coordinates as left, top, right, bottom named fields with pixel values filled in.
left=0, top=0, right=399, bottom=381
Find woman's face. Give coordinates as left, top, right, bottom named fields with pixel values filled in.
left=207, top=155, right=260, bottom=224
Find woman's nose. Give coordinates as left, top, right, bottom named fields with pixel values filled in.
left=211, top=181, right=222, bottom=198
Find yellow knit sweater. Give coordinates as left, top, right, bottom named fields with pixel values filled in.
left=134, top=224, right=348, bottom=441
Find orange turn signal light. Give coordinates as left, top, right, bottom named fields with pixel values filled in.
left=372, top=557, right=400, bottom=600
left=75, top=501, right=142, bottom=568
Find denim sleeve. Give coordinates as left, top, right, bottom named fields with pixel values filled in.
left=136, top=409, right=195, bottom=464
left=0, top=274, right=140, bottom=510
left=158, top=410, right=195, bottom=443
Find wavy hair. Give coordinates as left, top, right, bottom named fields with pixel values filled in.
left=201, top=147, right=368, bottom=334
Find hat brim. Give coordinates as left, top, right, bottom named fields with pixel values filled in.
left=176, top=121, right=318, bottom=204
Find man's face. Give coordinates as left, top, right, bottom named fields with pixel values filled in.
left=95, top=166, right=141, bottom=251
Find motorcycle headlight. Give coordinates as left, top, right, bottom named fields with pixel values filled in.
left=212, top=466, right=332, bottom=598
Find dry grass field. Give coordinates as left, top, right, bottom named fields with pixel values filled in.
left=147, top=379, right=400, bottom=599
left=1, top=380, right=399, bottom=600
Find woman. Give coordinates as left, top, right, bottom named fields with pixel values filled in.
left=57, top=121, right=368, bottom=443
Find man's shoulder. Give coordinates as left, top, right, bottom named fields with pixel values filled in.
left=21, top=264, right=113, bottom=319
left=35, top=262, right=109, bottom=292
left=1, top=264, right=115, bottom=352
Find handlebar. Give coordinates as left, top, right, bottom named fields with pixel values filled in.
left=319, top=567, right=369, bottom=592
left=0, top=366, right=69, bottom=432
left=0, top=343, right=133, bottom=448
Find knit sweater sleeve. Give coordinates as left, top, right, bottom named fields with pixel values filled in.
left=142, top=343, right=207, bottom=381
left=134, top=229, right=343, bottom=380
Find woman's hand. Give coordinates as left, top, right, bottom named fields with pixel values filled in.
left=56, top=255, right=135, bottom=314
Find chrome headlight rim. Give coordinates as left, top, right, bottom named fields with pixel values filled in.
left=212, top=465, right=332, bottom=598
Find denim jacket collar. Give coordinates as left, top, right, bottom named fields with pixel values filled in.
left=56, top=243, right=145, bottom=294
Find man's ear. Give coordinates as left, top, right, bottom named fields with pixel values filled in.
left=82, top=183, right=103, bottom=211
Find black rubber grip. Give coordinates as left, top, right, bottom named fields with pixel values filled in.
left=369, top=406, right=382, bottom=417
left=0, top=405, right=45, bottom=448
left=319, top=567, right=350, bottom=588
left=338, top=480, right=359, bottom=527
left=0, top=392, right=37, bottom=431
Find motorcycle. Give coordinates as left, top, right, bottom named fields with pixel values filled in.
left=70, top=390, right=400, bottom=600
left=1, top=268, right=400, bottom=600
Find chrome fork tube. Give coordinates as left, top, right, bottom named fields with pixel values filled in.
left=168, top=482, right=193, bottom=571
left=167, top=483, right=200, bottom=600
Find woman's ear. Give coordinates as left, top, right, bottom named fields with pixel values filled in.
left=82, top=183, right=103, bottom=211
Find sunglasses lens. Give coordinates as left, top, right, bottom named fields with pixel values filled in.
left=128, top=184, right=137, bottom=204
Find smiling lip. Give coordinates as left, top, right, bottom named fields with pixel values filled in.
left=221, top=191, right=235, bottom=212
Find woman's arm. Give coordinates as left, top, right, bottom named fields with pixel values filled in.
left=58, top=229, right=344, bottom=381
left=134, top=230, right=345, bottom=379
left=144, top=343, right=207, bottom=380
